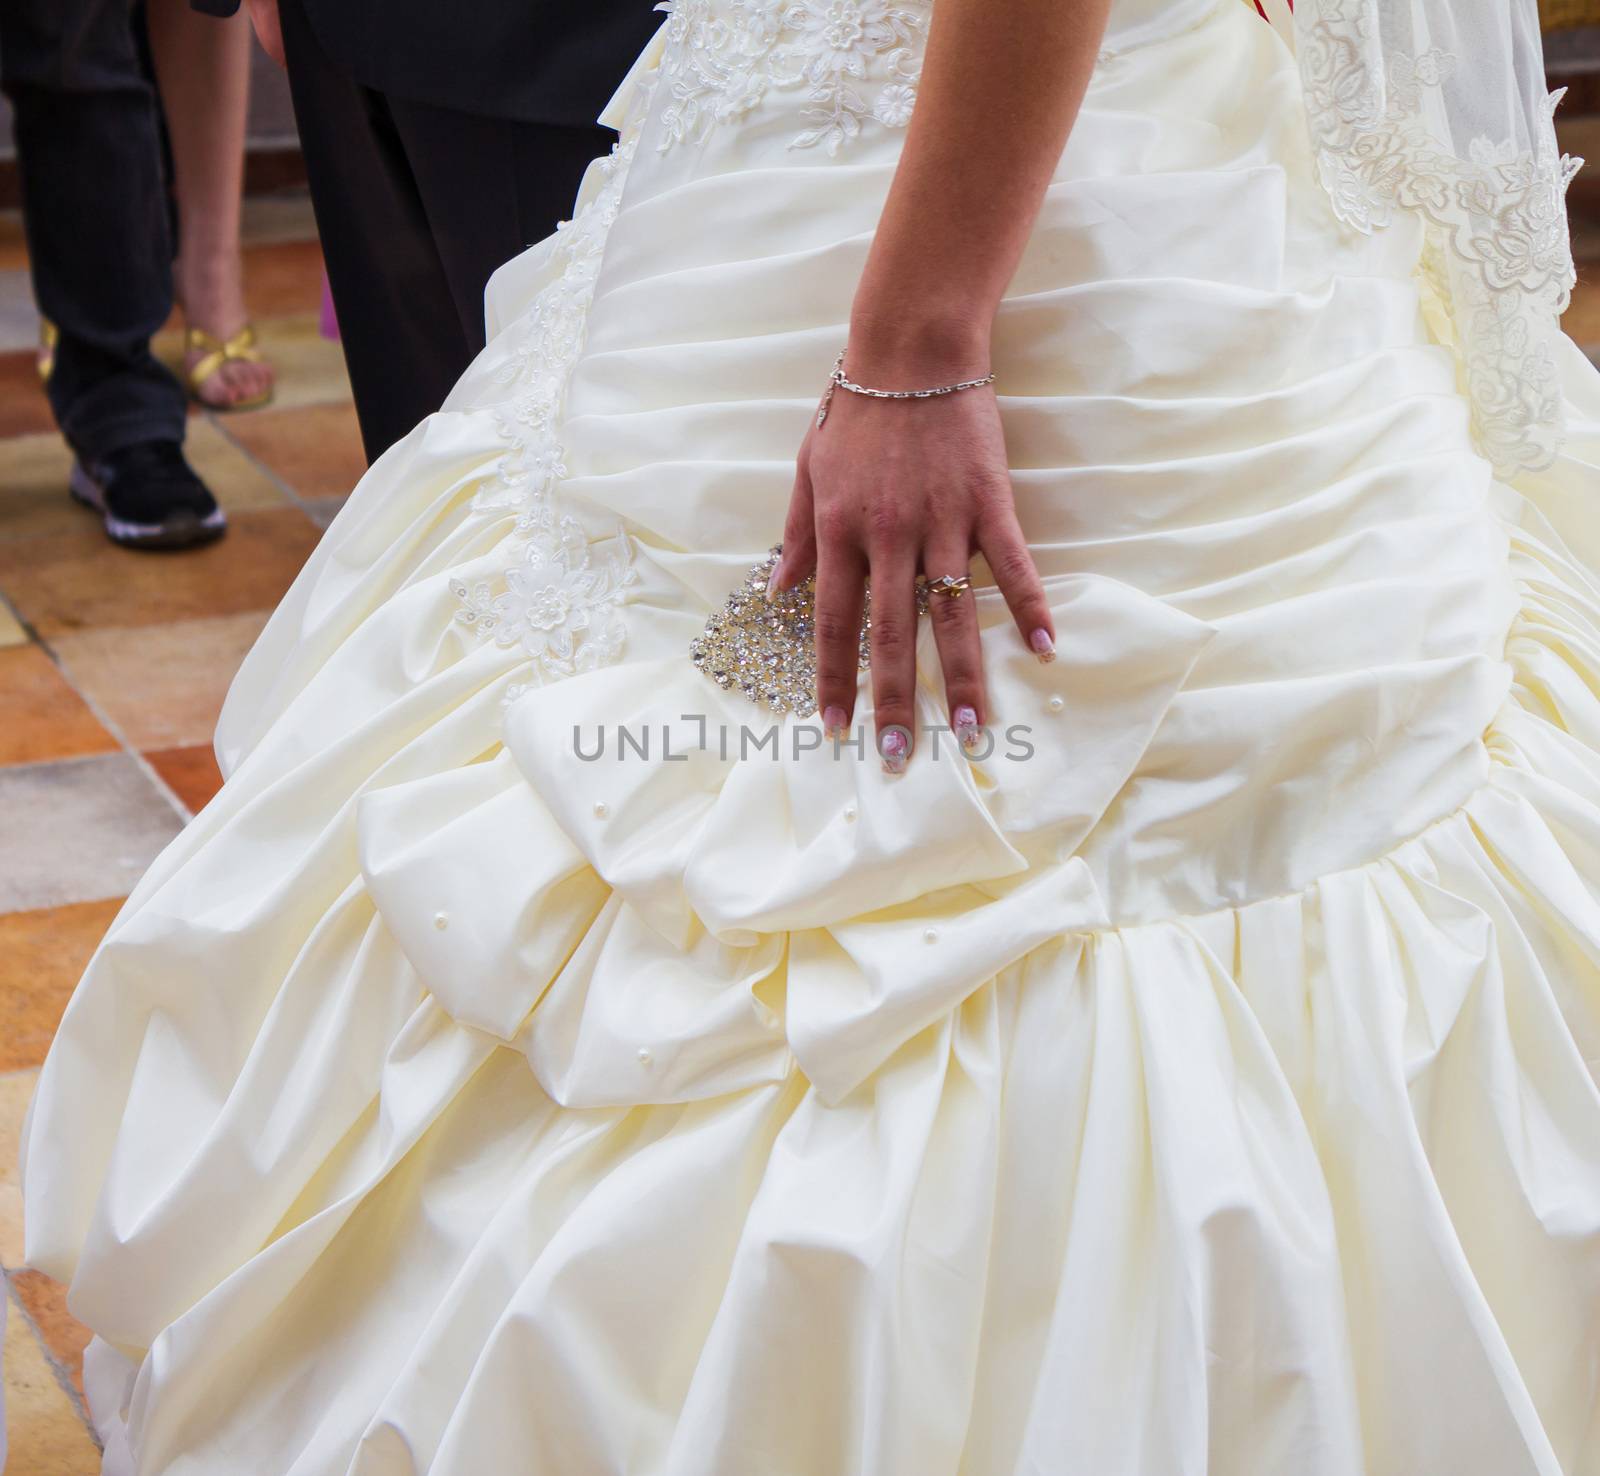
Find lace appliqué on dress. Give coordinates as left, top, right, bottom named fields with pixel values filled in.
left=654, top=0, right=930, bottom=156
left=1295, top=0, right=1582, bottom=476
left=449, top=106, right=647, bottom=693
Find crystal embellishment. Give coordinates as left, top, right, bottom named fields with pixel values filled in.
left=690, top=545, right=932, bottom=717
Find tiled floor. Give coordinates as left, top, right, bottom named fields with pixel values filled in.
left=0, top=190, right=361, bottom=1467
left=6, top=160, right=1600, bottom=1468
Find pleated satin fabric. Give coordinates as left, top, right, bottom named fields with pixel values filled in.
left=20, top=1, right=1600, bottom=1471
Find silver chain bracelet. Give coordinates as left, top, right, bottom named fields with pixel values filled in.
left=816, top=350, right=997, bottom=427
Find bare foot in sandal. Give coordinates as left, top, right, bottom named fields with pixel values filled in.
left=178, top=248, right=276, bottom=412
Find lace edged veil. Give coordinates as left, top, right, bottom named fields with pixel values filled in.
left=1286, top=0, right=1583, bottom=476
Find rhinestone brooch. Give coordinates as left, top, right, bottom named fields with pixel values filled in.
left=689, top=546, right=934, bottom=718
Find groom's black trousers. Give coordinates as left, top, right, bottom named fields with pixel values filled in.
left=0, top=0, right=189, bottom=463
left=278, top=0, right=613, bottom=464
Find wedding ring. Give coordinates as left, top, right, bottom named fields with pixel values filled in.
left=925, top=574, right=972, bottom=601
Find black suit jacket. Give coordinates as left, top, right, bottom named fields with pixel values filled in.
left=196, top=0, right=660, bottom=128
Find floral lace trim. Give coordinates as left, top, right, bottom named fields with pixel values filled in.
left=1295, top=0, right=1582, bottom=476
left=654, top=0, right=930, bottom=156
left=449, top=96, right=650, bottom=693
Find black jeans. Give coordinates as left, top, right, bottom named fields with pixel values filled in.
left=0, top=0, right=187, bottom=462
left=279, top=0, right=612, bottom=463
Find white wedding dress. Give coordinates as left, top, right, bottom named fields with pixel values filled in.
left=20, top=0, right=1600, bottom=1470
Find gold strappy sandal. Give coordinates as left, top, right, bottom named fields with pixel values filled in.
left=184, top=323, right=275, bottom=411
left=38, top=318, right=58, bottom=382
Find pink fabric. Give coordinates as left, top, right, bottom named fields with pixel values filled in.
left=319, top=273, right=340, bottom=342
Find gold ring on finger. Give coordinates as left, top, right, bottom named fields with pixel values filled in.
left=926, top=574, right=973, bottom=601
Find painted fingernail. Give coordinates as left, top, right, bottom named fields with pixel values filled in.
left=1029, top=628, right=1056, bottom=664
left=766, top=564, right=783, bottom=600
left=823, top=705, right=848, bottom=739
left=953, top=705, right=982, bottom=753
left=879, top=726, right=911, bottom=775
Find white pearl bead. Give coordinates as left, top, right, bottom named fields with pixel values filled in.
left=637, top=1047, right=653, bottom=1066
left=593, top=801, right=609, bottom=818
left=1047, top=694, right=1065, bottom=713
left=433, top=912, right=449, bottom=931
left=843, top=805, right=857, bottom=822
left=923, top=928, right=939, bottom=945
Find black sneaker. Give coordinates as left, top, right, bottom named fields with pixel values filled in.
left=69, top=440, right=228, bottom=551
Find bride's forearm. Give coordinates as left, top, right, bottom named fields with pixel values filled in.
left=848, top=0, right=1112, bottom=379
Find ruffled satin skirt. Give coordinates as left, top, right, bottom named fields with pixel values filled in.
left=21, top=1, right=1600, bottom=1471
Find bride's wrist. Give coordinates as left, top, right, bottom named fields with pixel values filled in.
left=843, top=308, right=994, bottom=386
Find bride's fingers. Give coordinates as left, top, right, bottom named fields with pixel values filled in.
left=978, top=502, right=1054, bottom=663
left=813, top=540, right=867, bottom=737
left=924, top=538, right=986, bottom=754
left=773, top=451, right=818, bottom=594
left=867, top=551, right=919, bottom=773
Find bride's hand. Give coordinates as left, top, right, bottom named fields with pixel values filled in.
left=771, top=368, right=1054, bottom=772
left=761, top=0, right=1104, bottom=772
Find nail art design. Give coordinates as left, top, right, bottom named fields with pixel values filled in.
left=953, top=705, right=982, bottom=753
left=1030, top=628, right=1056, bottom=664
left=879, top=726, right=910, bottom=774
left=823, top=705, right=848, bottom=739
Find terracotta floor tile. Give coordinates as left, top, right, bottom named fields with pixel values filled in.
left=257, top=314, right=354, bottom=411
left=177, top=416, right=295, bottom=509
left=0, top=210, right=28, bottom=273
left=241, top=239, right=329, bottom=320
left=0, top=596, right=30, bottom=648
left=0, top=349, right=56, bottom=440
left=0, top=506, right=321, bottom=638
left=303, top=494, right=349, bottom=530
left=145, top=744, right=226, bottom=815
left=2, top=1282, right=100, bottom=1472
left=0, top=899, right=124, bottom=1072
left=51, top=612, right=269, bottom=751
left=0, top=433, right=89, bottom=544
left=0, top=1068, right=39, bottom=1267
left=0, top=420, right=288, bottom=544
left=225, top=401, right=367, bottom=499
left=0, top=267, right=41, bottom=354
left=10, top=1270, right=93, bottom=1398
left=154, top=311, right=352, bottom=413
left=249, top=316, right=355, bottom=411
left=0, top=755, right=178, bottom=913
left=0, top=646, right=116, bottom=767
